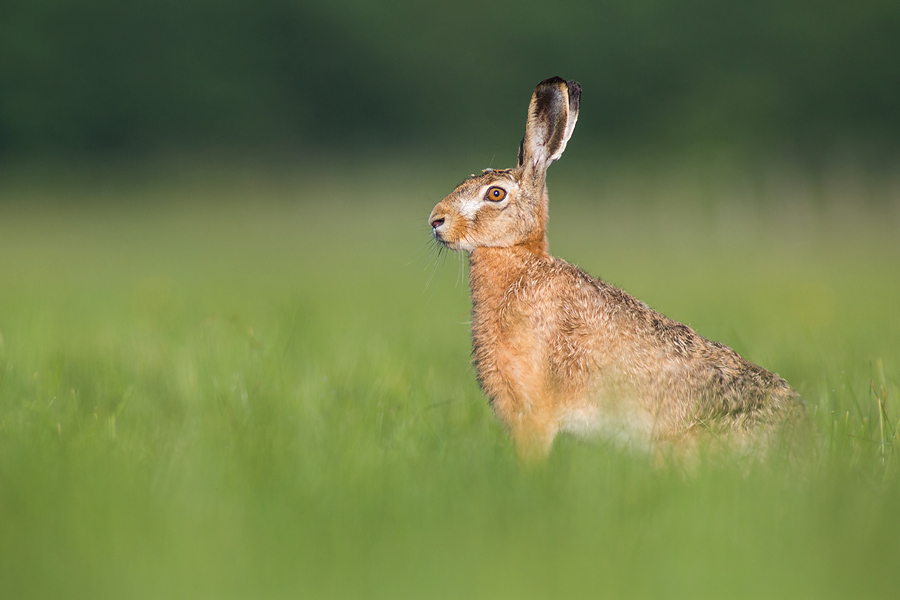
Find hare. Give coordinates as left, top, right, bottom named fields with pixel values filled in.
left=428, top=76, right=806, bottom=460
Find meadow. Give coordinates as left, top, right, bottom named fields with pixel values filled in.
left=1, top=156, right=898, bottom=599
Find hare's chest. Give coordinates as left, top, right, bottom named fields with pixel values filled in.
left=471, top=283, right=550, bottom=358
left=470, top=291, right=550, bottom=391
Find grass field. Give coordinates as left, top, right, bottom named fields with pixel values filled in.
left=1, top=157, right=899, bottom=599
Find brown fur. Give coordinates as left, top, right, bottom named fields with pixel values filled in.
left=428, top=77, right=806, bottom=460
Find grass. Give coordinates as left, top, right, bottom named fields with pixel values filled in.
left=0, top=157, right=899, bottom=599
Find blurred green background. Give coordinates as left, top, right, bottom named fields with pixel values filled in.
left=2, top=2, right=900, bottom=599
left=2, top=0, right=899, bottom=160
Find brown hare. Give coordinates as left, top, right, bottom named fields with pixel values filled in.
left=428, top=76, right=806, bottom=461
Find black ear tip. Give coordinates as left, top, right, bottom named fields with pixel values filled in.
left=539, top=75, right=567, bottom=87
left=566, top=80, right=582, bottom=108
left=536, top=77, right=581, bottom=99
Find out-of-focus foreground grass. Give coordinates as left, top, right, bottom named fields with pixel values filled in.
left=0, top=158, right=898, bottom=599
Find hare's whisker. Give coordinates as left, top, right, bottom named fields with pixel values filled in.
left=423, top=240, right=447, bottom=294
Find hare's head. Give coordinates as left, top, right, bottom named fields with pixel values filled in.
left=429, top=77, right=580, bottom=254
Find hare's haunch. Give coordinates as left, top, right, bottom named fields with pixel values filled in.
left=428, top=77, right=805, bottom=459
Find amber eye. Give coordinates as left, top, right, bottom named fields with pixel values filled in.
left=485, top=187, right=507, bottom=202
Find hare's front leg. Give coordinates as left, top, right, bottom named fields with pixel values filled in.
left=491, top=390, right=559, bottom=461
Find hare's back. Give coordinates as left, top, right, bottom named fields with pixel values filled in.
left=546, top=260, right=802, bottom=426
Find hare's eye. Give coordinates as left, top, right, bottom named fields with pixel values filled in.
left=485, top=187, right=507, bottom=202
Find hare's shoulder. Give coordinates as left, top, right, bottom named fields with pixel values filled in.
left=514, top=255, right=752, bottom=367
left=541, top=257, right=655, bottom=320
left=545, top=258, right=737, bottom=358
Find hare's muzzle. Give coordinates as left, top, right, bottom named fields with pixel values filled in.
left=430, top=202, right=460, bottom=248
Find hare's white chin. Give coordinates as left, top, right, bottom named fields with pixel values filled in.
left=439, top=239, right=475, bottom=252
left=433, top=230, right=476, bottom=252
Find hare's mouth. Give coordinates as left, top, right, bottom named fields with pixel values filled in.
left=432, top=229, right=469, bottom=252
left=432, top=230, right=455, bottom=249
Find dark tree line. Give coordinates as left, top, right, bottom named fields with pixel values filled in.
left=1, top=0, right=898, bottom=158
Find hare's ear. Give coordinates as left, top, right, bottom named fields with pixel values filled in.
left=517, top=77, right=581, bottom=171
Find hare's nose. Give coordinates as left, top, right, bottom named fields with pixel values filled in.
left=431, top=217, right=445, bottom=229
